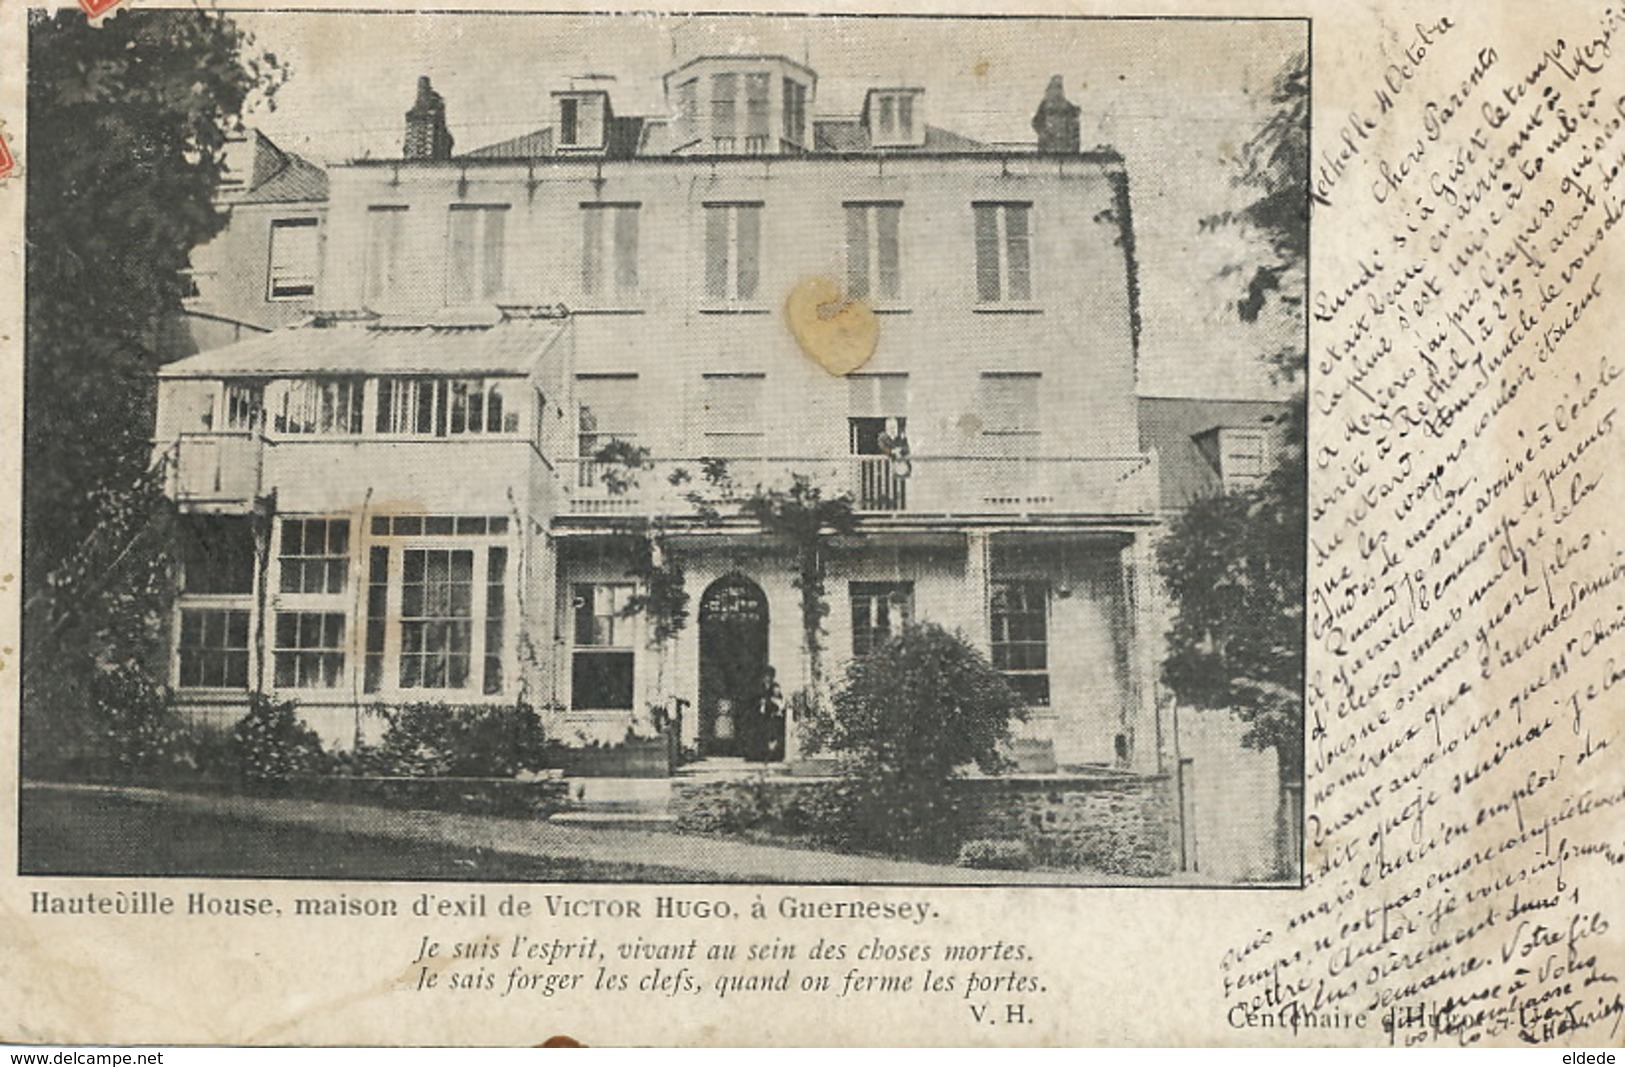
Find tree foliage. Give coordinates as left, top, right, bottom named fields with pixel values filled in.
left=1160, top=51, right=1308, bottom=786
left=1201, top=53, right=1308, bottom=337
left=1157, top=451, right=1305, bottom=778
left=23, top=10, right=283, bottom=771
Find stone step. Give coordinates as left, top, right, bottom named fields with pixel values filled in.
left=549, top=810, right=678, bottom=829
left=676, top=757, right=792, bottom=779
left=561, top=776, right=675, bottom=828
left=564, top=776, right=673, bottom=809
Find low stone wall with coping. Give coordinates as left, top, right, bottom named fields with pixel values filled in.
left=671, top=767, right=1179, bottom=877
left=953, top=770, right=1179, bottom=877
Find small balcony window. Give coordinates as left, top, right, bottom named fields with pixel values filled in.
left=844, top=202, right=902, bottom=303
left=701, top=373, right=765, bottom=457
left=365, top=206, right=407, bottom=305
left=446, top=204, right=508, bottom=305
left=581, top=203, right=640, bottom=301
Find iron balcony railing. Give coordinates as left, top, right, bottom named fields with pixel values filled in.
left=562, top=453, right=1159, bottom=518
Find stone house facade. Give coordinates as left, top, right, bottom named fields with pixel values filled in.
left=153, top=56, right=1170, bottom=778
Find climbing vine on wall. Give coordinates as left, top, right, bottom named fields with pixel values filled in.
left=591, top=446, right=861, bottom=710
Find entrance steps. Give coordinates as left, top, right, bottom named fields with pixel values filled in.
left=549, top=776, right=675, bottom=829
left=548, top=760, right=791, bottom=828
left=676, top=757, right=790, bottom=779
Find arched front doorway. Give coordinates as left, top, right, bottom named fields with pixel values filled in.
left=698, top=574, right=777, bottom=760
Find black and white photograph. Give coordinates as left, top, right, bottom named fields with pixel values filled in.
left=19, top=10, right=1308, bottom=887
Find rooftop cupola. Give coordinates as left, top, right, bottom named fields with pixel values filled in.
left=662, top=55, right=817, bottom=154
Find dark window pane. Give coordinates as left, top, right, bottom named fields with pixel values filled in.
left=177, top=608, right=250, bottom=690
left=572, top=651, right=634, bottom=709
left=179, top=515, right=255, bottom=595
left=398, top=548, right=475, bottom=690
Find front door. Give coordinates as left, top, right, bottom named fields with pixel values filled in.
left=698, top=574, right=771, bottom=758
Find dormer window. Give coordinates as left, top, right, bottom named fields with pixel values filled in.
left=554, top=91, right=609, bottom=152
left=865, top=89, right=926, bottom=148
left=560, top=99, right=579, bottom=146
left=1216, top=427, right=1271, bottom=491
left=1192, top=425, right=1274, bottom=493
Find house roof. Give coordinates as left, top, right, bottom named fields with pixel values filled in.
left=234, top=152, right=329, bottom=204
left=462, top=114, right=645, bottom=161
left=159, top=317, right=568, bottom=379
left=222, top=131, right=329, bottom=204
left=465, top=115, right=995, bottom=160
left=465, top=127, right=555, bottom=159
left=812, top=120, right=992, bottom=154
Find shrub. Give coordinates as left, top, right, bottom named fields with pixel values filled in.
left=361, top=702, right=549, bottom=778
left=230, top=694, right=328, bottom=783
left=672, top=778, right=777, bottom=835
left=673, top=778, right=853, bottom=847
left=91, top=662, right=189, bottom=780
left=774, top=778, right=859, bottom=846
left=180, top=721, right=240, bottom=780
left=956, top=838, right=1034, bottom=870
left=822, top=623, right=1027, bottom=860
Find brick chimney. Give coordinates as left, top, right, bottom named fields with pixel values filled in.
left=404, top=75, right=454, bottom=161
left=1032, top=75, right=1081, bottom=155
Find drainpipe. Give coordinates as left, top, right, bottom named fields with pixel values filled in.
left=251, top=491, right=275, bottom=698
left=350, top=487, right=374, bottom=750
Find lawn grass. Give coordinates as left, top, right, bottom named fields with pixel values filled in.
left=19, top=788, right=718, bottom=882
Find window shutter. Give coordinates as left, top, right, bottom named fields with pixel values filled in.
left=613, top=206, right=639, bottom=294
left=974, top=205, right=1001, bottom=302
left=735, top=205, right=761, bottom=299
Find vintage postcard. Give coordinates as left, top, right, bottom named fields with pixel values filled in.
left=0, top=0, right=1620, bottom=1048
